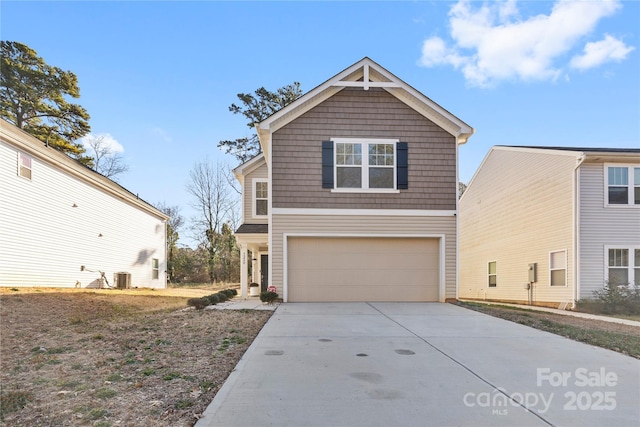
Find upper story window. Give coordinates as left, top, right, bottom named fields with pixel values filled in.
left=549, top=250, right=567, bottom=286
left=18, top=152, right=32, bottom=180
left=335, top=141, right=395, bottom=189
left=254, top=179, right=268, bottom=217
left=606, top=165, right=640, bottom=206
left=328, top=138, right=403, bottom=192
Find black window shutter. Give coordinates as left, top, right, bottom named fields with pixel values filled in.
left=397, top=142, right=408, bottom=189
left=322, top=141, right=334, bottom=188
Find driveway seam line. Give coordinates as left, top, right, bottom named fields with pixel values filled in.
left=366, top=302, right=555, bottom=427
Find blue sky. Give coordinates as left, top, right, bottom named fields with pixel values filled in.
left=3, top=1, right=639, bottom=247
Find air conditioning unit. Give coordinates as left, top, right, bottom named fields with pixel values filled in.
left=115, top=272, right=131, bottom=289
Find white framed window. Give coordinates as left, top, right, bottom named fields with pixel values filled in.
left=333, top=138, right=397, bottom=192
left=488, top=261, right=497, bottom=287
left=18, top=152, right=32, bottom=180
left=152, top=258, right=159, bottom=280
left=605, top=165, right=640, bottom=206
left=549, top=250, right=567, bottom=287
left=636, top=249, right=640, bottom=287
left=253, top=179, right=268, bottom=218
left=605, top=246, right=640, bottom=286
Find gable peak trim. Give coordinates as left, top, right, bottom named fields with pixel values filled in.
left=257, top=57, right=473, bottom=145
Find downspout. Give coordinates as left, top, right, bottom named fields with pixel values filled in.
left=255, top=124, right=276, bottom=301
left=572, top=153, right=586, bottom=309
left=266, top=133, right=275, bottom=302
left=164, top=218, right=169, bottom=287
left=455, top=128, right=474, bottom=302
left=455, top=135, right=460, bottom=302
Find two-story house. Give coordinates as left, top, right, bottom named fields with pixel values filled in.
left=234, top=57, right=474, bottom=302
left=459, top=146, right=640, bottom=308
left=0, top=120, right=168, bottom=289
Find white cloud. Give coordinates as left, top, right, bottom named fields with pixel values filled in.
left=570, top=34, right=635, bottom=70
left=419, top=0, right=632, bottom=87
left=80, top=133, right=124, bottom=153
left=420, top=37, right=465, bottom=67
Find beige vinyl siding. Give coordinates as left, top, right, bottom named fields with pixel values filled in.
left=0, top=139, right=166, bottom=289
left=459, top=149, right=575, bottom=305
left=578, top=163, right=640, bottom=297
left=271, top=87, right=457, bottom=210
left=271, top=214, right=456, bottom=301
left=242, top=162, right=268, bottom=224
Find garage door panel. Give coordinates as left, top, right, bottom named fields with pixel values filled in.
left=288, top=237, right=440, bottom=302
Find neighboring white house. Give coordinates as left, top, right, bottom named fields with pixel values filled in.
left=459, top=146, right=640, bottom=308
left=0, top=120, right=168, bottom=289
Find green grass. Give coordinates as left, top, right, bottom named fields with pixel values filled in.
left=0, top=387, right=33, bottom=420
left=29, top=346, right=73, bottom=355
left=105, top=373, right=123, bottom=382
left=95, top=388, right=117, bottom=399
left=217, top=335, right=247, bottom=352
left=56, top=379, right=82, bottom=389
left=458, top=302, right=640, bottom=359
left=168, top=282, right=212, bottom=289
left=612, top=314, right=640, bottom=321
left=141, top=368, right=156, bottom=377
left=87, top=407, right=108, bottom=420
left=162, top=372, right=181, bottom=381
left=174, top=399, right=194, bottom=409
left=199, top=379, right=216, bottom=391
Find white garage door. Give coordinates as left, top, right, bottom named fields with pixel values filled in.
left=287, top=237, right=440, bottom=302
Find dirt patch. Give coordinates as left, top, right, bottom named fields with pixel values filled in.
left=0, top=288, right=272, bottom=426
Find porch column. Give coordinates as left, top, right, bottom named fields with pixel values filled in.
left=240, top=244, right=248, bottom=298
left=250, top=246, right=257, bottom=283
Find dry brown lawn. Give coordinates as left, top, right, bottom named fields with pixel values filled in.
left=456, top=301, right=640, bottom=358
left=0, top=286, right=272, bottom=426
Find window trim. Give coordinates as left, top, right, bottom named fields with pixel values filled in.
left=605, top=245, right=640, bottom=286
left=549, top=249, right=567, bottom=287
left=331, top=138, right=400, bottom=193
left=252, top=178, right=268, bottom=219
left=487, top=261, right=497, bottom=288
left=604, top=164, right=640, bottom=207
left=17, top=152, right=32, bottom=180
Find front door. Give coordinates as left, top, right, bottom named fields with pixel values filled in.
left=260, top=254, right=269, bottom=292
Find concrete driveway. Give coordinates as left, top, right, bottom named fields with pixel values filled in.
left=196, top=303, right=640, bottom=427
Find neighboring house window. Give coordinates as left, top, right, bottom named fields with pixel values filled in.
left=636, top=249, right=640, bottom=287
left=254, top=179, right=268, bottom=217
left=549, top=250, right=567, bottom=286
left=636, top=168, right=640, bottom=205
left=606, top=165, right=640, bottom=205
left=18, top=152, right=32, bottom=180
left=606, top=247, right=640, bottom=286
left=323, top=138, right=407, bottom=191
left=152, top=258, right=159, bottom=280
left=488, top=261, right=497, bottom=287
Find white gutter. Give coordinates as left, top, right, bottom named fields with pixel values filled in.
left=572, top=152, right=586, bottom=309
left=1, top=121, right=168, bottom=221
left=455, top=135, right=460, bottom=301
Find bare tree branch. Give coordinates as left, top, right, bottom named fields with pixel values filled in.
left=186, top=159, right=239, bottom=282
left=224, top=163, right=242, bottom=196
left=84, top=135, right=129, bottom=181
